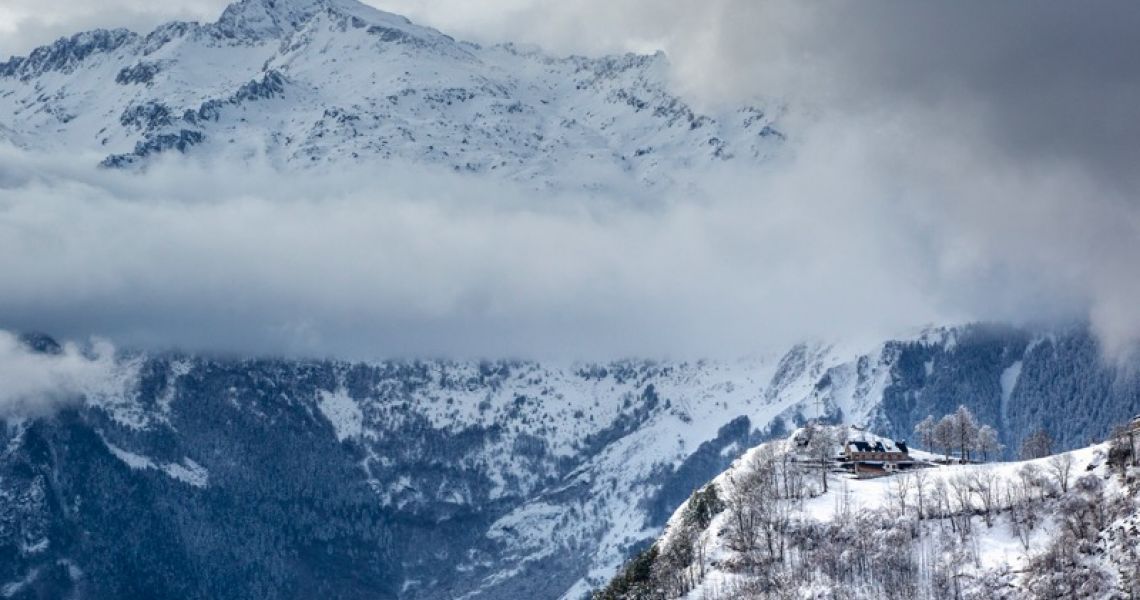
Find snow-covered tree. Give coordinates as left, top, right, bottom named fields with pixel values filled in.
left=975, top=425, right=1002, bottom=461
left=932, top=416, right=956, bottom=459
left=914, top=415, right=937, bottom=451
left=950, top=405, right=980, bottom=461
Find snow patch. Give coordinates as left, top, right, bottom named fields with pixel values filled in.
left=104, top=439, right=157, bottom=470
left=102, top=437, right=209, bottom=488
left=317, top=388, right=363, bottom=442
left=1000, top=359, right=1022, bottom=423
left=162, top=457, right=209, bottom=488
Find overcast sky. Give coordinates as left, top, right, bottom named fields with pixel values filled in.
left=2, top=1, right=1139, bottom=360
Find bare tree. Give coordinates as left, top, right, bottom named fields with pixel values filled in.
left=914, top=415, right=937, bottom=451
left=912, top=468, right=930, bottom=520
left=889, top=472, right=914, bottom=516
left=804, top=423, right=835, bottom=493
left=1005, top=482, right=1035, bottom=552
left=778, top=450, right=806, bottom=501
left=948, top=474, right=975, bottom=537
left=933, top=416, right=956, bottom=460
left=929, top=479, right=951, bottom=533
left=1016, top=463, right=1049, bottom=502
left=724, top=470, right=762, bottom=554
left=1020, top=427, right=1054, bottom=460
left=692, top=529, right=711, bottom=581
left=1047, top=453, right=1074, bottom=494
left=976, top=425, right=1000, bottom=461
left=951, top=405, right=980, bottom=461
left=968, top=471, right=1000, bottom=527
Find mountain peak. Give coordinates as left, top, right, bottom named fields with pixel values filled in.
left=214, top=0, right=434, bottom=43
left=0, top=0, right=783, bottom=189
left=215, top=0, right=327, bottom=39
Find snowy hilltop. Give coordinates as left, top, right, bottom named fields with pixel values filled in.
left=599, top=421, right=1140, bottom=599
left=0, top=0, right=782, bottom=191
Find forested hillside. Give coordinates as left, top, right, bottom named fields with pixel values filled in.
left=1, top=323, right=1138, bottom=598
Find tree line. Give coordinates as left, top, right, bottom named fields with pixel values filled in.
left=913, top=404, right=1057, bottom=462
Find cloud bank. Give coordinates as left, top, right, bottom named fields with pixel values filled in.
left=1, top=117, right=1136, bottom=360
left=1, top=1, right=1138, bottom=359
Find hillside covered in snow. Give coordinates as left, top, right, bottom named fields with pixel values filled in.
left=1, top=323, right=1138, bottom=599
left=600, top=424, right=1140, bottom=599
left=0, top=0, right=781, bottom=192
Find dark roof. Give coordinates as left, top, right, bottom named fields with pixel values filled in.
left=847, top=438, right=911, bottom=456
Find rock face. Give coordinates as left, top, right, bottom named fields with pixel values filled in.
left=1, top=323, right=1137, bottom=599
left=0, top=0, right=782, bottom=191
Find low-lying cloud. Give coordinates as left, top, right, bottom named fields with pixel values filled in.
left=0, top=330, right=123, bottom=417
left=2, top=0, right=1139, bottom=359
left=1, top=111, right=1137, bottom=360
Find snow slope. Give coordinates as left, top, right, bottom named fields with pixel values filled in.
left=634, top=427, right=1140, bottom=600
left=3, top=324, right=1137, bottom=599
left=0, top=0, right=783, bottom=192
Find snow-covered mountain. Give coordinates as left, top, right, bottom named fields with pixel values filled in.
left=604, top=425, right=1140, bottom=599
left=2, top=324, right=1138, bottom=598
left=0, top=0, right=782, bottom=191
left=2, top=3, right=1139, bottom=597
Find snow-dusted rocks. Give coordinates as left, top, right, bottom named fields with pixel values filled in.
left=0, top=0, right=783, bottom=191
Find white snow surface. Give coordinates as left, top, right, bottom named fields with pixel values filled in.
left=0, top=0, right=783, bottom=192
left=655, top=428, right=1124, bottom=600
left=102, top=436, right=210, bottom=488
left=1000, top=359, right=1023, bottom=423
left=317, top=388, right=364, bottom=441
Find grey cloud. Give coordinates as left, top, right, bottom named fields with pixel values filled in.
left=0, top=330, right=124, bottom=418
left=0, top=143, right=942, bottom=359
left=2, top=1, right=1139, bottom=359
left=385, top=2, right=1140, bottom=187
left=0, top=128, right=1134, bottom=360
